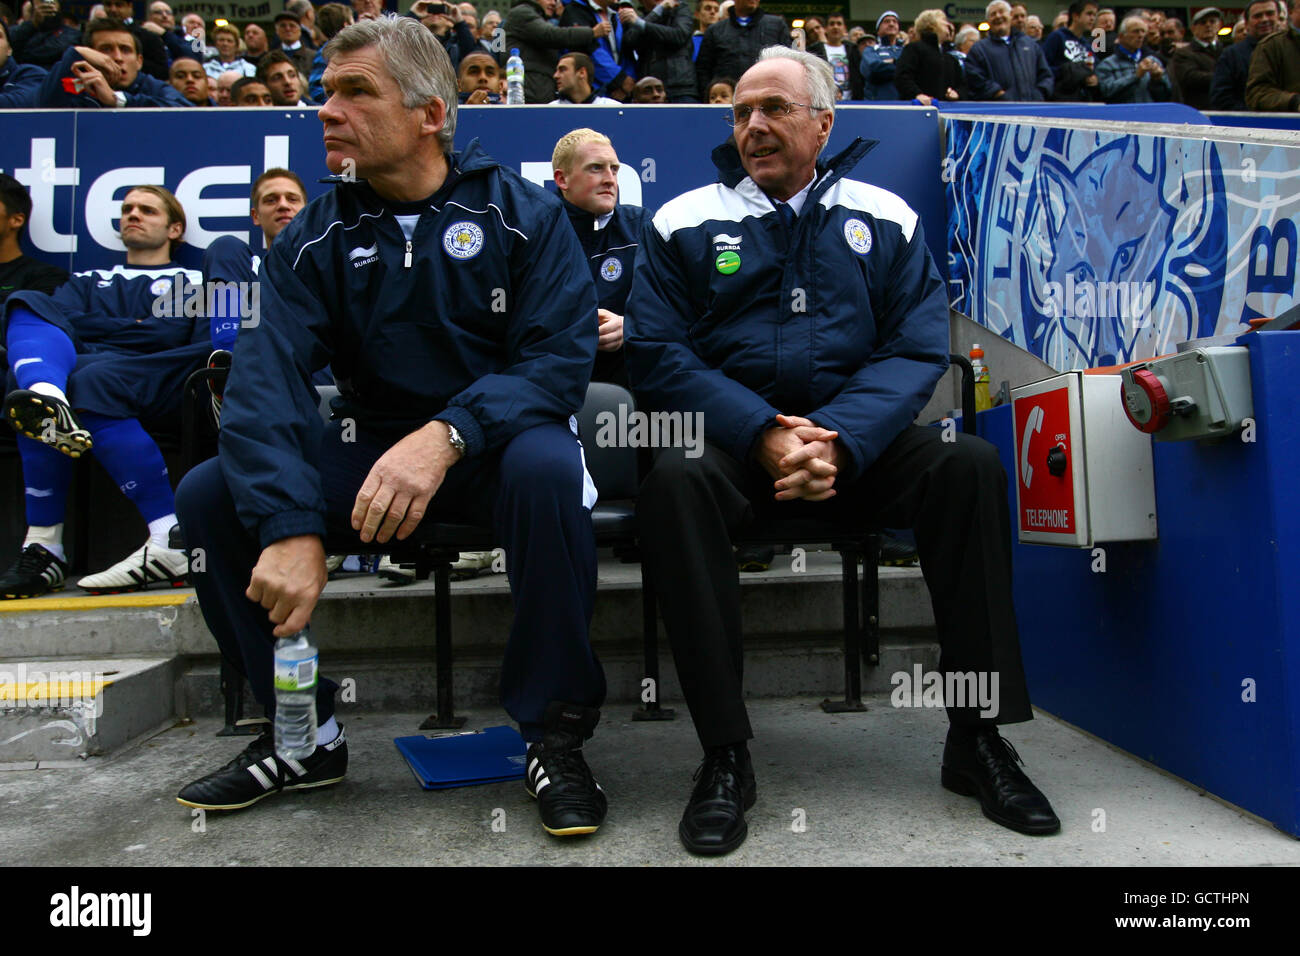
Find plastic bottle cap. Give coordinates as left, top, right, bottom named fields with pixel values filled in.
left=970, top=344, right=984, bottom=358
left=511, top=48, right=520, bottom=54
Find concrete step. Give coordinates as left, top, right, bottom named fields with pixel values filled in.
left=177, top=635, right=941, bottom=719
left=0, top=550, right=936, bottom=660
left=0, top=657, right=175, bottom=766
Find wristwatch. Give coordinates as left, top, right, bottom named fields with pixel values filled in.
left=446, top=423, right=466, bottom=456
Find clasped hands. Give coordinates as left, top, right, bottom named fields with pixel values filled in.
left=754, top=413, right=842, bottom=502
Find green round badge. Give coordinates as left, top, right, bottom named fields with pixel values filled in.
left=715, top=250, right=741, bottom=275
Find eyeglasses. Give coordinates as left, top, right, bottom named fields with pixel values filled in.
left=725, top=100, right=822, bottom=127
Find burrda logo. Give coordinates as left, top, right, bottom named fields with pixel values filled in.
left=349, top=244, right=379, bottom=268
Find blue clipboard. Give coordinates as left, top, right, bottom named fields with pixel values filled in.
left=394, top=725, right=527, bottom=790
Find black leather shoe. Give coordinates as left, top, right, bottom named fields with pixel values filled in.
left=941, top=726, right=1060, bottom=835
left=679, top=743, right=757, bottom=856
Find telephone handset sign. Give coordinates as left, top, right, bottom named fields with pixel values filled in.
left=1020, top=404, right=1044, bottom=488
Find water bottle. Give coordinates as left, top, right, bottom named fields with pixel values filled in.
left=970, top=344, right=992, bottom=412
left=506, top=49, right=525, bottom=104
left=273, top=628, right=318, bottom=760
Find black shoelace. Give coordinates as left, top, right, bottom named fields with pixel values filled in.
left=11, top=544, right=60, bottom=575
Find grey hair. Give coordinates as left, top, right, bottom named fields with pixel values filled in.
left=326, top=14, right=458, bottom=153
left=755, top=46, right=837, bottom=112
left=1119, top=14, right=1147, bottom=33
left=986, top=0, right=1011, bottom=16
left=954, top=25, right=980, bottom=46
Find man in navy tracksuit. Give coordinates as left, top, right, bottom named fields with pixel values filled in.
left=174, top=16, right=609, bottom=839
left=1, top=186, right=205, bottom=598
left=553, top=128, right=650, bottom=387
left=626, top=49, right=1059, bottom=855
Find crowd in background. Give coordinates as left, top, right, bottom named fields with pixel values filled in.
left=2, top=0, right=1299, bottom=110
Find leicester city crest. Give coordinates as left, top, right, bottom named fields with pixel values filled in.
left=150, top=277, right=173, bottom=296
left=600, top=256, right=623, bottom=282
left=442, top=221, right=484, bottom=260
left=843, top=218, right=872, bottom=255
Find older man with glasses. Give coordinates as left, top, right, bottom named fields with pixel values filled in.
left=626, top=46, right=1059, bottom=856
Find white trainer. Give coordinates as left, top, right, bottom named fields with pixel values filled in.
left=377, top=554, right=416, bottom=585
left=77, top=540, right=189, bottom=594
left=451, top=551, right=496, bottom=580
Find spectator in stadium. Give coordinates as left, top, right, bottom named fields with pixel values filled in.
left=415, top=0, right=479, bottom=71
left=895, top=8, right=961, bottom=103
left=213, top=68, right=239, bottom=104
left=693, top=0, right=720, bottom=60
left=1212, top=0, right=1280, bottom=110
left=1094, top=7, right=1116, bottom=56
left=1096, top=15, right=1169, bottom=101
left=8, top=0, right=78, bottom=68
left=144, top=1, right=192, bottom=64
left=477, top=7, right=505, bottom=62
left=631, top=73, right=666, bottom=100
left=506, top=0, right=602, bottom=103
left=287, top=0, right=316, bottom=39
left=242, top=22, right=271, bottom=67
left=859, top=9, right=903, bottom=98
left=1246, top=0, right=1300, bottom=110
left=1024, top=15, right=1043, bottom=40
left=100, top=0, right=167, bottom=79
left=458, top=2, right=479, bottom=31
left=0, top=174, right=68, bottom=309
left=1, top=185, right=204, bottom=599
left=620, top=0, right=697, bottom=102
left=457, top=48, right=502, bottom=100
left=799, top=14, right=826, bottom=58
left=695, top=0, right=788, bottom=101
left=203, top=22, right=257, bottom=79
left=274, top=9, right=314, bottom=76
left=40, top=17, right=191, bottom=106
left=554, top=128, right=648, bottom=388
left=179, top=12, right=214, bottom=60
left=820, top=13, right=856, bottom=100
left=353, top=0, right=384, bottom=20
left=1009, top=2, right=1027, bottom=34
left=173, top=15, right=609, bottom=839
left=949, top=24, right=978, bottom=96
left=1051, top=11, right=1068, bottom=31
left=707, top=73, right=733, bottom=100
left=1159, top=17, right=1186, bottom=58
left=1041, top=0, right=1101, bottom=100
left=552, top=50, right=619, bottom=102
left=966, top=0, right=1053, bottom=100
left=259, top=49, right=310, bottom=105
left=626, top=46, right=1059, bottom=856
left=1, top=18, right=46, bottom=106
left=309, top=2, right=354, bottom=102
left=230, top=75, right=272, bottom=104
left=560, top=0, right=635, bottom=101
left=1169, top=6, right=1222, bottom=109
left=169, top=54, right=213, bottom=104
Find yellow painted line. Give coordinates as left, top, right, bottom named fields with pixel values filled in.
left=0, top=679, right=112, bottom=702
left=0, top=592, right=191, bottom=613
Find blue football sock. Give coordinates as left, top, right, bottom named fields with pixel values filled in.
left=16, top=434, right=73, bottom=527
left=6, top=308, right=76, bottom=393
left=79, top=414, right=176, bottom=524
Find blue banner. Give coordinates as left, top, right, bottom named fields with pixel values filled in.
left=0, top=104, right=947, bottom=276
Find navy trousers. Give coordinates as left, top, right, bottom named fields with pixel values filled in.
left=175, top=420, right=605, bottom=741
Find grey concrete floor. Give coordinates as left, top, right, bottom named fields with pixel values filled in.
left=1, top=696, right=1297, bottom=867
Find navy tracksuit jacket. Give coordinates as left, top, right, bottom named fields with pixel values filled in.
left=176, top=139, right=605, bottom=736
